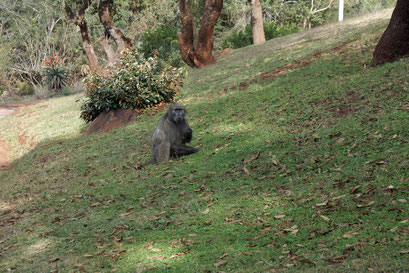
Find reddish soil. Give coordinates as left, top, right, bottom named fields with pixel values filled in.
left=0, top=108, right=14, bottom=172
left=17, top=130, right=36, bottom=148
left=83, top=108, right=143, bottom=136
left=0, top=141, right=11, bottom=171
left=0, top=101, right=43, bottom=172
left=222, top=42, right=351, bottom=93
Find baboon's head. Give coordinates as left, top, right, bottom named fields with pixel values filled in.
left=168, top=103, right=186, bottom=124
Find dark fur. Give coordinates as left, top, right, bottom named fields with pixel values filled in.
left=152, top=104, right=198, bottom=163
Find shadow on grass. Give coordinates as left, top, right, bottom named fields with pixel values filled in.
left=1, top=78, right=408, bottom=271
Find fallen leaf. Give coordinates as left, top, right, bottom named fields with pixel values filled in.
left=216, top=253, right=228, bottom=259
left=366, top=201, right=376, bottom=207
left=274, top=214, right=286, bottom=219
left=153, top=255, right=166, bottom=260
left=243, top=166, right=250, bottom=175
left=350, top=186, right=360, bottom=194
left=300, top=258, right=315, bottom=265
left=283, top=225, right=298, bottom=235
left=344, top=230, right=360, bottom=238
left=214, top=260, right=228, bottom=267
left=48, top=257, right=59, bottom=263
left=336, top=138, right=345, bottom=144
left=148, top=247, right=162, bottom=253
left=272, top=159, right=280, bottom=166
left=202, top=208, right=210, bottom=214
left=324, top=253, right=349, bottom=263
left=120, top=212, right=134, bottom=217
left=320, top=215, right=330, bottom=222
left=389, top=226, right=398, bottom=233
left=315, top=200, right=328, bottom=207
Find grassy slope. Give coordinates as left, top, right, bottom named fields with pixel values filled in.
left=1, top=9, right=408, bottom=272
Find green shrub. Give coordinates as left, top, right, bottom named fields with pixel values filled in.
left=42, top=55, right=68, bottom=91
left=222, top=24, right=253, bottom=50
left=80, top=48, right=185, bottom=123
left=45, top=66, right=68, bottom=90
left=139, top=26, right=183, bottom=68
left=16, top=81, right=34, bottom=96
left=223, top=22, right=299, bottom=49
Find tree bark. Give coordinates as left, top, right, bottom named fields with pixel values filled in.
left=249, top=0, right=265, bottom=45
left=98, top=36, right=117, bottom=67
left=372, top=0, right=409, bottom=65
left=99, top=0, right=132, bottom=54
left=177, top=0, right=223, bottom=68
left=177, top=0, right=196, bottom=67
left=65, top=1, right=100, bottom=73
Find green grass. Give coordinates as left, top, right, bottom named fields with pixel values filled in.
left=1, top=9, right=408, bottom=272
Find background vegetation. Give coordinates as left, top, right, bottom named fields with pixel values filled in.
left=0, top=0, right=396, bottom=99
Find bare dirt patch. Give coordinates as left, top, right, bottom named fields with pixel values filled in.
left=222, top=42, right=351, bottom=93
left=0, top=101, right=43, bottom=172
left=17, top=130, right=36, bottom=148
left=0, top=140, right=11, bottom=171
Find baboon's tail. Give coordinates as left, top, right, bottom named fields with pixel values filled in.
left=136, top=158, right=155, bottom=170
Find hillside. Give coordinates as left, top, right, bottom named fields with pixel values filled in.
left=1, top=9, right=409, bottom=272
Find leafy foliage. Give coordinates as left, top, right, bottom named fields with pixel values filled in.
left=80, top=48, right=185, bottom=122
left=139, top=26, right=183, bottom=67
left=16, top=81, right=34, bottom=96
left=43, top=55, right=68, bottom=90
left=223, top=22, right=298, bottom=49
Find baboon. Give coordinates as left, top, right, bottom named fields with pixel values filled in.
left=152, top=104, right=199, bottom=163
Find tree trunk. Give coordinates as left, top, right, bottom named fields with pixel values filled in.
left=177, top=0, right=223, bottom=68
left=65, top=1, right=100, bottom=73
left=99, top=0, right=132, bottom=54
left=177, top=0, right=196, bottom=67
left=79, top=22, right=100, bottom=72
left=372, top=0, right=409, bottom=65
left=249, top=0, right=265, bottom=45
left=98, top=36, right=117, bottom=67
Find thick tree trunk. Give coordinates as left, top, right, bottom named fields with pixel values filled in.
left=99, top=0, right=132, bottom=54
left=178, top=0, right=223, bottom=68
left=79, top=22, right=101, bottom=72
left=177, top=0, right=196, bottom=67
left=249, top=0, right=265, bottom=45
left=65, top=2, right=100, bottom=73
left=372, top=0, right=409, bottom=65
left=98, top=36, right=117, bottom=67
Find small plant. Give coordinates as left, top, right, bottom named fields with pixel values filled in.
left=16, top=80, right=34, bottom=96
left=42, top=55, right=68, bottom=91
left=80, top=48, right=185, bottom=123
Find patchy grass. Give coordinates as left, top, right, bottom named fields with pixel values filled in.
left=1, top=9, right=408, bottom=272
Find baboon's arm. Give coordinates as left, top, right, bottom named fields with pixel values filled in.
left=170, top=144, right=199, bottom=157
